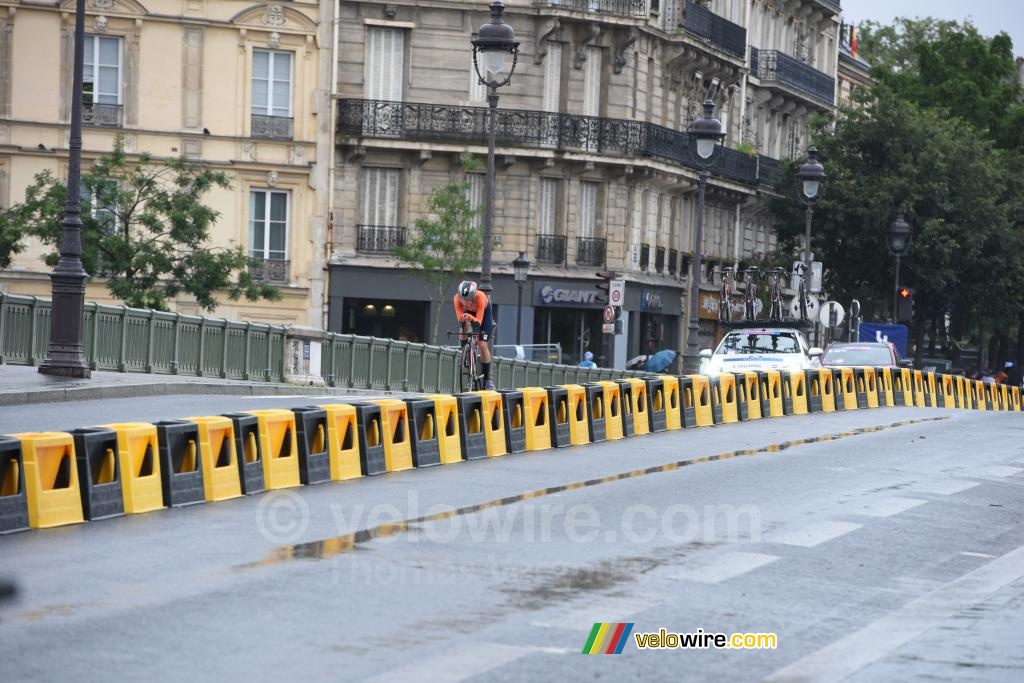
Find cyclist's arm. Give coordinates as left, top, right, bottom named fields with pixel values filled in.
left=466, top=291, right=488, bottom=325
left=453, top=294, right=468, bottom=321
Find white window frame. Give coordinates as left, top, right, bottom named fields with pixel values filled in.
left=360, top=167, right=401, bottom=226
left=249, top=188, right=291, bottom=261
left=538, top=177, right=558, bottom=236
left=578, top=181, right=599, bottom=239
left=364, top=27, right=405, bottom=101
left=83, top=34, right=123, bottom=105
left=542, top=43, right=562, bottom=113
left=466, top=174, right=484, bottom=230
left=251, top=49, right=294, bottom=118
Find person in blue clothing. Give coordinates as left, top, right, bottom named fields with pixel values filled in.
left=579, top=351, right=597, bottom=368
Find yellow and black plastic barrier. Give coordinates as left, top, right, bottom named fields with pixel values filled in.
left=923, top=372, right=938, bottom=408
left=762, top=371, right=786, bottom=417
left=661, top=376, right=683, bottom=429
left=291, top=407, right=333, bottom=484
left=684, top=375, right=714, bottom=427
left=222, top=413, right=268, bottom=492
left=740, top=372, right=763, bottom=420
left=784, top=370, right=810, bottom=415
left=545, top=386, right=573, bottom=449
left=873, top=367, right=894, bottom=408
left=625, top=378, right=650, bottom=436
left=419, top=395, right=463, bottom=464
left=241, top=410, right=302, bottom=488
left=0, top=436, right=29, bottom=534
left=939, top=374, right=957, bottom=409
left=101, top=422, right=164, bottom=514
left=853, top=368, right=872, bottom=408
left=70, top=427, right=125, bottom=520
left=153, top=420, right=206, bottom=507
left=645, top=377, right=668, bottom=433
left=561, top=384, right=591, bottom=446
left=370, top=399, right=415, bottom=471
left=581, top=383, right=608, bottom=443
left=805, top=370, right=824, bottom=413
left=521, top=387, right=553, bottom=451
left=184, top=416, right=245, bottom=500
left=911, top=371, right=927, bottom=408
left=402, top=397, right=442, bottom=468
left=616, top=380, right=637, bottom=437
left=595, top=381, right=625, bottom=440
left=474, top=390, right=509, bottom=457
left=714, top=373, right=740, bottom=423
left=863, top=368, right=880, bottom=408
left=497, top=389, right=528, bottom=454
left=11, top=432, right=84, bottom=529
left=837, top=368, right=858, bottom=410
left=453, top=393, right=488, bottom=459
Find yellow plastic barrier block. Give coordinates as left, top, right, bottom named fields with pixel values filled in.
left=625, top=378, right=650, bottom=435
left=183, top=417, right=243, bottom=501
left=100, top=422, right=164, bottom=514
left=924, top=372, right=939, bottom=408
left=954, top=375, right=969, bottom=409
left=243, top=410, right=301, bottom=489
left=862, top=368, right=880, bottom=408
left=972, top=380, right=986, bottom=411
left=758, top=371, right=783, bottom=417
left=11, top=432, right=84, bottom=529
left=911, top=371, right=927, bottom=408
left=596, top=381, right=624, bottom=440
left=687, top=374, right=714, bottom=426
left=787, top=371, right=809, bottom=415
left=939, top=375, right=956, bottom=409
left=838, top=368, right=858, bottom=410
left=422, top=394, right=463, bottom=464
left=317, top=404, right=364, bottom=480
left=875, top=368, right=895, bottom=408
left=1011, top=386, right=1022, bottom=412
left=521, top=387, right=552, bottom=451
left=371, top=399, right=414, bottom=472
left=999, top=384, right=1011, bottom=411
left=716, top=373, right=740, bottom=423
left=560, top=385, right=590, bottom=447
left=817, top=368, right=837, bottom=412
left=473, top=390, right=509, bottom=456
left=896, top=368, right=914, bottom=407
left=740, top=372, right=763, bottom=420
left=661, top=376, right=683, bottom=429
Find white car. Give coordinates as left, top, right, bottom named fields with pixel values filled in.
left=700, top=327, right=823, bottom=375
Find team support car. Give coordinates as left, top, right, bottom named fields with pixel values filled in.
left=699, top=327, right=823, bottom=375
left=821, top=341, right=912, bottom=369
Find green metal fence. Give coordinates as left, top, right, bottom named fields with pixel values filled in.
left=0, top=292, right=651, bottom=390
left=0, top=292, right=288, bottom=381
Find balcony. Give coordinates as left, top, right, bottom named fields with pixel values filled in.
left=531, top=0, right=646, bottom=19
left=750, top=48, right=835, bottom=108
left=83, top=102, right=122, bottom=128
left=655, top=246, right=666, bottom=274
left=356, top=225, right=405, bottom=254
left=536, top=234, right=567, bottom=264
left=248, top=258, right=290, bottom=284
left=680, top=1, right=747, bottom=59
left=757, top=155, right=783, bottom=189
left=251, top=114, right=293, bottom=140
left=575, top=237, right=606, bottom=267
left=668, top=248, right=678, bottom=276
left=811, top=0, right=841, bottom=15
left=639, top=243, right=650, bottom=271
left=339, top=99, right=762, bottom=187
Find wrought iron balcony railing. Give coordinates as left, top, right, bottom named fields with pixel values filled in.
left=655, top=246, right=666, bottom=273
left=757, top=155, right=783, bottom=189
left=339, top=99, right=767, bottom=187
left=750, top=48, right=835, bottom=108
left=811, top=0, right=841, bottom=15
left=83, top=102, right=122, bottom=127
left=575, top=237, right=606, bottom=267
left=680, top=0, right=747, bottom=58
left=251, top=114, right=294, bottom=140
left=531, top=0, right=646, bottom=19
left=668, top=248, right=678, bottom=276
left=356, top=224, right=405, bottom=254
left=639, top=243, right=651, bottom=271
left=536, top=234, right=567, bottom=264
left=248, top=258, right=290, bottom=284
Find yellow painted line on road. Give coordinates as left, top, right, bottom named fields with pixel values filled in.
left=237, top=416, right=948, bottom=571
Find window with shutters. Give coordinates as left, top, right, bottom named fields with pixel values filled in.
left=537, top=177, right=564, bottom=264
left=251, top=49, right=293, bottom=139
left=543, top=43, right=562, bottom=113
left=249, top=189, right=290, bottom=261
left=360, top=167, right=401, bottom=226
left=364, top=27, right=405, bottom=101
left=582, top=47, right=601, bottom=117
left=83, top=35, right=122, bottom=127
left=466, top=174, right=484, bottom=230
left=469, top=62, right=486, bottom=102
left=578, top=182, right=598, bottom=238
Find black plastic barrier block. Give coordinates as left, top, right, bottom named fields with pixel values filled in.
left=853, top=368, right=870, bottom=408
left=922, top=372, right=935, bottom=407
left=645, top=378, right=668, bottom=432
left=677, top=376, right=697, bottom=428
left=222, top=413, right=266, bottom=494
left=830, top=368, right=846, bottom=411
left=497, top=390, right=527, bottom=454
left=805, top=370, right=823, bottom=413
left=755, top=372, right=772, bottom=418
left=873, top=367, right=888, bottom=406
left=403, top=398, right=442, bottom=468
left=344, top=403, right=387, bottom=475
left=616, top=380, right=635, bottom=437
left=889, top=369, right=906, bottom=406
left=71, top=428, right=124, bottom=521
left=581, top=383, right=607, bottom=443
left=154, top=421, right=206, bottom=508
left=0, top=437, right=29, bottom=534
left=736, top=377, right=750, bottom=421
left=709, top=377, right=725, bottom=424
left=454, top=393, right=488, bottom=460
left=545, top=386, right=572, bottom=448
left=291, top=407, right=332, bottom=485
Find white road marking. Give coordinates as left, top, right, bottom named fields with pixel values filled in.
left=366, top=643, right=536, bottom=683
left=960, top=551, right=996, bottom=558
left=764, top=544, right=1024, bottom=683
left=673, top=551, right=779, bottom=584
left=972, top=466, right=1022, bottom=478
left=764, top=521, right=862, bottom=548
left=531, top=593, right=663, bottom=630
left=907, top=480, right=979, bottom=495
left=850, top=496, right=928, bottom=517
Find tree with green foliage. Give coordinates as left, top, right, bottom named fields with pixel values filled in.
left=0, top=214, right=23, bottom=269
left=393, top=154, right=482, bottom=343
left=0, top=137, right=279, bottom=311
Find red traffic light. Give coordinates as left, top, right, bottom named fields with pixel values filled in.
left=898, top=287, right=911, bottom=298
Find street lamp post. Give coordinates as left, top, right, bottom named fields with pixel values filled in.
left=39, top=0, right=91, bottom=379
left=887, top=213, right=912, bottom=321
left=512, top=251, right=530, bottom=346
left=471, top=1, right=518, bottom=295
left=797, top=147, right=825, bottom=278
left=681, top=100, right=725, bottom=374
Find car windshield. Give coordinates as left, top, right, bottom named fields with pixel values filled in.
left=823, top=346, right=892, bottom=366
left=717, top=331, right=800, bottom=354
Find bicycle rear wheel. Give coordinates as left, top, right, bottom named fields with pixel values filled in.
left=460, top=344, right=477, bottom=392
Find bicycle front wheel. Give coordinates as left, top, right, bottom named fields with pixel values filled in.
left=460, top=344, right=478, bottom=392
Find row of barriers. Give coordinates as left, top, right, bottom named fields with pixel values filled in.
left=1, top=367, right=1017, bottom=533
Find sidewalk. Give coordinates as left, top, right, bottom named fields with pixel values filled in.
left=0, top=364, right=394, bottom=406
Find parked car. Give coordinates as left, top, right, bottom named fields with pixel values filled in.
left=821, top=341, right=912, bottom=368
left=700, top=327, right=823, bottom=375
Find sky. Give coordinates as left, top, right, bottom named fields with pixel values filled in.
left=842, top=0, right=1024, bottom=57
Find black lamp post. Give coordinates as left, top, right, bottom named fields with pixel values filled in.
left=797, top=147, right=825, bottom=279
left=681, top=100, right=725, bottom=374
left=512, top=251, right=530, bottom=346
left=471, top=0, right=518, bottom=295
left=39, top=0, right=91, bottom=379
left=887, top=212, right=912, bottom=322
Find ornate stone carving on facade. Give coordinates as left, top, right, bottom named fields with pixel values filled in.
left=267, top=170, right=278, bottom=187
left=241, top=141, right=255, bottom=161
left=267, top=31, right=280, bottom=48
left=573, top=23, right=601, bottom=70
left=534, top=17, right=560, bottom=65
left=264, top=5, right=287, bottom=28
left=94, top=16, right=108, bottom=33
left=613, top=28, right=638, bottom=75
left=383, top=4, right=397, bottom=19
left=89, top=0, right=116, bottom=10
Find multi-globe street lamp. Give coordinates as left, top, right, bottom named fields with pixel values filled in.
left=681, top=100, right=725, bottom=374
left=512, top=251, right=530, bottom=346
left=797, top=147, right=826, bottom=279
left=471, top=1, right=518, bottom=295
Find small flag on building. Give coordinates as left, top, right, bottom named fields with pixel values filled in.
left=850, top=24, right=859, bottom=59
left=582, top=622, right=635, bottom=655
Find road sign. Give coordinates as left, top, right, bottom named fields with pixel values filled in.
left=819, top=301, right=845, bottom=328
left=602, top=305, right=615, bottom=324
left=602, top=323, right=615, bottom=334
left=609, top=279, right=625, bottom=306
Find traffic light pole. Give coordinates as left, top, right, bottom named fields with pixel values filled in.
left=892, top=254, right=901, bottom=323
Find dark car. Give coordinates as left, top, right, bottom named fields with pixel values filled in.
left=821, top=341, right=912, bottom=368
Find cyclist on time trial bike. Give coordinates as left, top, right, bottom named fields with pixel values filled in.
left=453, top=280, right=495, bottom=390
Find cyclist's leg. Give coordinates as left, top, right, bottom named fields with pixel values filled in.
left=478, top=306, right=495, bottom=388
